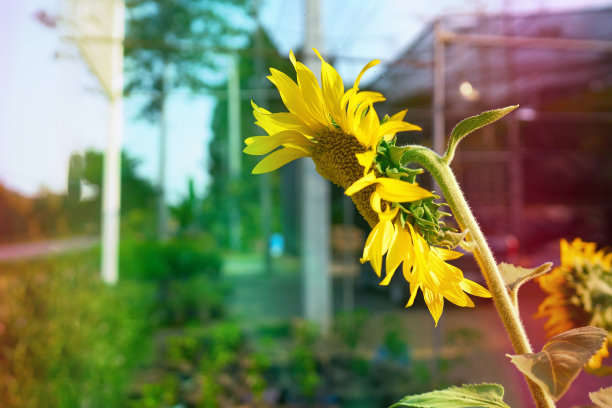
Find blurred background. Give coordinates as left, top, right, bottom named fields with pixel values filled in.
left=1, top=0, right=611, bottom=407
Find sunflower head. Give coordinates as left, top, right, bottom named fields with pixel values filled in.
left=536, top=238, right=612, bottom=371
left=245, top=50, right=492, bottom=325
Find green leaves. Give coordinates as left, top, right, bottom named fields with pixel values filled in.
left=444, top=106, right=518, bottom=164
left=498, top=262, right=552, bottom=306
left=508, top=326, right=608, bottom=401
left=390, top=383, right=510, bottom=408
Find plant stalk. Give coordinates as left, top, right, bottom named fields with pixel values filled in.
left=402, top=146, right=555, bottom=408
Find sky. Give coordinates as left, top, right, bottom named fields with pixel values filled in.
left=0, top=0, right=610, bottom=203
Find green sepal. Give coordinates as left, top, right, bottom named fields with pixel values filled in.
left=444, top=105, right=518, bottom=164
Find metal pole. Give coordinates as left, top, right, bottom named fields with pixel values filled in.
left=302, top=0, right=331, bottom=334
left=157, top=67, right=169, bottom=241
left=253, top=24, right=273, bottom=272
left=433, top=18, right=446, bottom=156
left=342, top=196, right=354, bottom=311
left=101, top=0, right=124, bottom=285
left=228, top=54, right=242, bottom=250
left=431, top=16, right=446, bottom=381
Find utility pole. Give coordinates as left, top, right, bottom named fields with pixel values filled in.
left=157, top=64, right=170, bottom=241
left=228, top=53, right=242, bottom=250
left=252, top=0, right=273, bottom=272
left=302, top=0, right=331, bottom=334
left=432, top=18, right=446, bottom=156
left=61, top=0, right=125, bottom=284
left=101, top=0, right=124, bottom=285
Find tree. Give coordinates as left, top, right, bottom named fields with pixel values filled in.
left=123, top=0, right=252, bottom=238
left=203, top=26, right=296, bottom=251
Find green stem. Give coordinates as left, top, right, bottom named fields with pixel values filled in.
left=402, top=146, right=555, bottom=408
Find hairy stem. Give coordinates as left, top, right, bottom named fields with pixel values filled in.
left=402, top=146, right=555, bottom=408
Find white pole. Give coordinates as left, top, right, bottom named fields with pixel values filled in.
left=302, top=0, right=331, bottom=334
left=101, top=0, right=124, bottom=285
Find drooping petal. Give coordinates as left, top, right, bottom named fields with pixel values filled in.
left=384, top=222, right=413, bottom=280
left=423, top=287, right=444, bottom=326
left=432, top=247, right=464, bottom=261
left=375, top=178, right=433, bottom=203
left=252, top=147, right=309, bottom=174
left=458, top=278, right=492, bottom=298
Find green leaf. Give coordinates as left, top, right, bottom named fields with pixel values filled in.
left=390, top=383, right=510, bottom=408
left=508, top=326, right=608, bottom=402
left=590, top=386, right=612, bottom=408
left=444, top=106, right=518, bottom=163
left=499, top=262, right=552, bottom=306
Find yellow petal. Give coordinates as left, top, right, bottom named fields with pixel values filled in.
left=458, top=278, right=492, bottom=298
left=243, top=130, right=315, bottom=155
left=375, top=178, right=433, bottom=203
left=370, top=190, right=383, bottom=214
left=267, top=68, right=319, bottom=127
left=354, top=59, right=380, bottom=89
left=385, top=224, right=413, bottom=279
left=377, top=121, right=422, bottom=143
left=252, top=147, right=308, bottom=174
left=252, top=101, right=315, bottom=137
left=361, top=222, right=385, bottom=277
left=423, top=287, right=444, bottom=326
left=355, top=151, right=377, bottom=175
left=432, top=247, right=463, bottom=261
left=345, top=171, right=377, bottom=196
left=355, top=105, right=380, bottom=148
left=293, top=60, right=327, bottom=125
left=390, top=109, right=407, bottom=122
left=406, top=279, right=421, bottom=307
left=313, top=48, right=344, bottom=122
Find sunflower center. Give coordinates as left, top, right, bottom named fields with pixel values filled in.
left=310, top=129, right=379, bottom=227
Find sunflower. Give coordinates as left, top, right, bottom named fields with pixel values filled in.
left=536, top=238, right=612, bottom=371
left=245, top=49, right=491, bottom=324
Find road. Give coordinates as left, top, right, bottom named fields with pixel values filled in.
left=0, top=236, right=99, bottom=261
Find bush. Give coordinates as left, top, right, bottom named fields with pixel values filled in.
left=0, top=250, right=156, bottom=407
left=119, top=234, right=222, bottom=281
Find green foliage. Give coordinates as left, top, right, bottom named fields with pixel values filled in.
left=334, top=308, right=370, bottom=349
left=204, top=29, right=293, bottom=250
left=119, top=235, right=227, bottom=326
left=0, top=251, right=155, bottom=407
left=119, top=235, right=221, bottom=281
left=508, top=326, right=608, bottom=401
left=390, top=383, right=510, bottom=408
left=379, top=140, right=454, bottom=245
left=124, top=0, right=252, bottom=121
left=444, top=106, right=518, bottom=163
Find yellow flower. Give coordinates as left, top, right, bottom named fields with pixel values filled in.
left=244, top=49, right=428, bottom=226
left=536, top=238, right=612, bottom=371
left=245, top=50, right=492, bottom=325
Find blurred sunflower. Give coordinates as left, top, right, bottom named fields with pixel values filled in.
left=245, top=50, right=491, bottom=324
left=536, top=238, right=612, bottom=373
